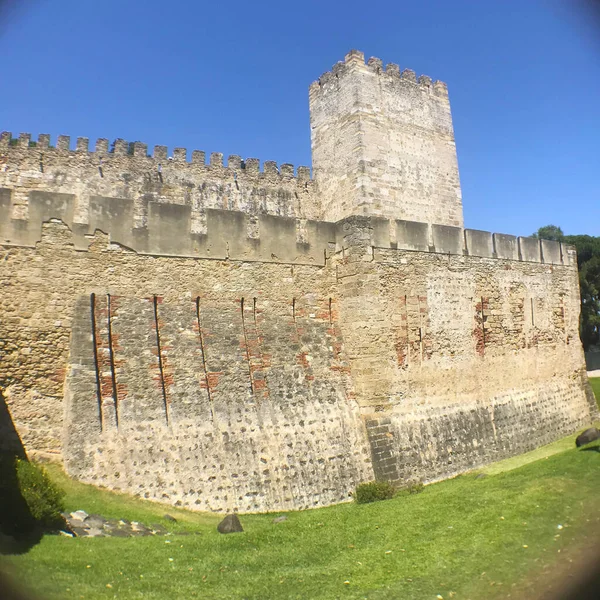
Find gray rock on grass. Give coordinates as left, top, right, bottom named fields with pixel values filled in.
left=575, top=427, right=600, bottom=447
left=217, top=514, right=243, bottom=534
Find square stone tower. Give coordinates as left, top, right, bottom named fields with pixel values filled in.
left=309, top=50, right=464, bottom=226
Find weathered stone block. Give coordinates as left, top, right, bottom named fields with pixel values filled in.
left=493, top=233, right=519, bottom=260
left=396, top=220, right=429, bottom=251
left=518, top=237, right=541, bottom=263
left=541, top=239, right=562, bottom=265
left=465, top=229, right=493, bottom=258
left=432, top=224, right=463, bottom=254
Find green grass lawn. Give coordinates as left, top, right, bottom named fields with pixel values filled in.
left=2, top=382, right=599, bottom=600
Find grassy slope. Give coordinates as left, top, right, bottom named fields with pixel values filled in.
left=3, top=381, right=599, bottom=600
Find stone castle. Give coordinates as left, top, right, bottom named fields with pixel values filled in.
left=1, top=50, right=597, bottom=513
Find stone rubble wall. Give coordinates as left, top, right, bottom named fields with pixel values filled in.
left=0, top=220, right=372, bottom=512
left=0, top=215, right=596, bottom=513
left=334, top=216, right=597, bottom=484
left=66, top=294, right=370, bottom=513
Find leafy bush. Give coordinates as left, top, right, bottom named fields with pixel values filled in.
left=15, top=459, right=65, bottom=530
left=354, top=481, right=396, bottom=504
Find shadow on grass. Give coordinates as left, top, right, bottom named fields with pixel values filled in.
left=0, top=389, right=43, bottom=555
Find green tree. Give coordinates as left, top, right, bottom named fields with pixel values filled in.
left=532, top=224, right=564, bottom=241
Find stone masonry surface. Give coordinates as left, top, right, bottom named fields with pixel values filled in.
left=310, top=50, right=463, bottom=226
left=0, top=50, right=596, bottom=513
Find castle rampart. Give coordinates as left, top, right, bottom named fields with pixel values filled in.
left=0, top=182, right=576, bottom=267
left=0, top=51, right=595, bottom=513
left=0, top=132, right=318, bottom=232
left=0, top=216, right=595, bottom=511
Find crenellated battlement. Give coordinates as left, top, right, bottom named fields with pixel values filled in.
left=336, top=216, right=576, bottom=267
left=309, top=49, right=448, bottom=98
left=0, top=131, right=312, bottom=180
left=0, top=131, right=319, bottom=226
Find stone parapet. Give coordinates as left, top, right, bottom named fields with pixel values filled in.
left=0, top=131, right=312, bottom=180
left=0, top=132, right=319, bottom=225
left=333, top=216, right=575, bottom=267
left=0, top=188, right=335, bottom=265
left=309, top=49, right=447, bottom=98
left=0, top=196, right=576, bottom=268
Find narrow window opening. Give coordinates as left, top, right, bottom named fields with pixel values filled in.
left=240, top=297, right=254, bottom=393
left=195, top=297, right=214, bottom=421
left=531, top=298, right=535, bottom=327
left=292, top=298, right=296, bottom=321
left=152, top=295, right=170, bottom=425
left=106, top=294, right=119, bottom=427
left=90, top=294, right=103, bottom=431
left=328, top=297, right=333, bottom=324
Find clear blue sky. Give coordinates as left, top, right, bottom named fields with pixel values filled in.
left=1, top=0, right=599, bottom=236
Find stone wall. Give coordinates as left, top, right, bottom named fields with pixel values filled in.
left=0, top=187, right=335, bottom=265
left=0, top=132, right=319, bottom=234
left=0, top=220, right=372, bottom=512
left=65, top=293, right=371, bottom=512
left=334, top=217, right=597, bottom=483
left=0, top=214, right=596, bottom=512
left=309, top=50, right=463, bottom=226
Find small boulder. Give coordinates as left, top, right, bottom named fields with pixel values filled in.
left=217, top=514, right=243, bottom=534
left=163, top=514, right=177, bottom=523
left=273, top=516, right=288, bottom=523
left=575, top=427, right=600, bottom=448
left=70, top=510, right=89, bottom=522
